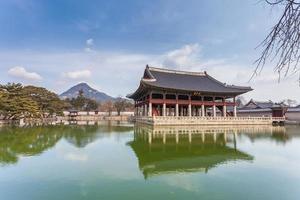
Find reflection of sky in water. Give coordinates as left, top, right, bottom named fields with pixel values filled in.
left=0, top=124, right=299, bottom=200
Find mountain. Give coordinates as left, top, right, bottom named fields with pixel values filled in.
left=60, top=83, right=114, bottom=102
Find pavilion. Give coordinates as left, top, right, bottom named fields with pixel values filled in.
left=127, top=66, right=284, bottom=125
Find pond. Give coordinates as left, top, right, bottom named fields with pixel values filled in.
left=0, top=123, right=299, bottom=200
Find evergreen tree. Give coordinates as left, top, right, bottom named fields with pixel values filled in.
left=22, top=85, right=63, bottom=116
left=0, top=83, right=40, bottom=120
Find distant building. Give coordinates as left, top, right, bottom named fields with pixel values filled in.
left=285, top=105, right=300, bottom=122
left=238, top=99, right=287, bottom=118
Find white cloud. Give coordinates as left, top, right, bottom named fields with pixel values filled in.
left=63, top=69, right=92, bottom=79
left=160, top=44, right=300, bottom=102
left=84, top=47, right=93, bottom=52
left=163, top=43, right=200, bottom=69
left=8, top=66, right=42, bottom=81
left=1, top=46, right=299, bottom=102
left=86, top=38, right=94, bottom=46
left=84, top=38, right=95, bottom=52
left=65, top=153, right=88, bottom=162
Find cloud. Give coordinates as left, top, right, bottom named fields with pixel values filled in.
left=84, top=38, right=95, bottom=52
left=8, top=66, right=42, bottom=81
left=1, top=46, right=299, bottom=102
left=65, top=153, right=88, bottom=162
left=63, top=69, right=92, bottom=79
left=86, top=38, right=94, bottom=46
left=163, top=43, right=200, bottom=69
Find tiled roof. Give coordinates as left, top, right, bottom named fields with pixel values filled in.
left=128, top=66, right=253, bottom=99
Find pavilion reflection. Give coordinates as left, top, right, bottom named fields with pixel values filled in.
left=128, top=125, right=286, bottom=179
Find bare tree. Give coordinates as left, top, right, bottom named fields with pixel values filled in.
left=102, top=100, right=114, bottom=116
left=254, top=0, right=300, bottom=82
left=114, top=97, right=127, bottom=116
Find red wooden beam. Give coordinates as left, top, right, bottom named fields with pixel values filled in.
left=140, top=99, right=236, bottom=106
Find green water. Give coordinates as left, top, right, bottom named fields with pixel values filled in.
left=0, top=123, right=299, bottom=200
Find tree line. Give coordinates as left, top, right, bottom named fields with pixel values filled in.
left=0, top=83, right=134, bottom=120
left=63, top=89, right=134, bottom=115
left=0, top=83, right=64, bottom=120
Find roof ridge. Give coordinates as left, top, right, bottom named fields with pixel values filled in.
left=226, top=85, right=253, bottom=90
left=147, top=65, right=206, bottom=76
left=205, top=73, right=252, bottom=90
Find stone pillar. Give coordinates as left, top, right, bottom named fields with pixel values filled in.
left=223, top=97, right=226, bottom=117
left=212, top=97, right=216, bottom=117
left=213, top=105, right=216, bottom=117
left=233, top=105, right=237, bottom=117
left=144, top=104, right=147, bottom=116
left=162, top=93, right=166, bottom=116
left=223, top=105, right=227, bottom=117
left=148, top=103, right=152, bottom=117
left=233, top=97, right=237, bottom=117
left=201, top=104, right=205, bottom=117
left=163, top=103, right=166, bottom=116
left=188, top=95, right=192, bottom=117
left=145, top=104, right=148, bottom=117
left=175, top=94, right=179, bottom=117
left=148, top=92, right=152, bottom=117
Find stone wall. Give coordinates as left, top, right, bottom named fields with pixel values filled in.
left=57, top=115, right=133, bottom=122
left=237, top=108, right=300, bottom=122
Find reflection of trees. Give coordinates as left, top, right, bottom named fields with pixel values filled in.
left=0, top=126, right=64, bottom=165
left=0, top=124, right=133, bottom=165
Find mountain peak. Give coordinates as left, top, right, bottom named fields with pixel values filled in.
left=76, top=82, right=90, bottom=87
left=60, top=83, right=114, bottom=102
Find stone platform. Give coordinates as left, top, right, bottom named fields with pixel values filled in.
left=135, top=116, right=285, bottom=126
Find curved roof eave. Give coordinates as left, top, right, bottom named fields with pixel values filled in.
left=126, top=81, right=149, bottom=99
left=142, top=81, right=252, bottom=96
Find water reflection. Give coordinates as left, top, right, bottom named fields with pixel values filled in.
left=128, top=125, right=289, bottom=179
left=0, top=123, right=133, bottom=165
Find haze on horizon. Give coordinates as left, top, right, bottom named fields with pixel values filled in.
left=0, top=0, right=299, bottom=102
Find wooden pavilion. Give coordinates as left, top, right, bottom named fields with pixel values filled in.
left=127, top=66, right=284, bottom=125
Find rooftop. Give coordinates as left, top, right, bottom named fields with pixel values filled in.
left=128, top=65, right=253, bottom=99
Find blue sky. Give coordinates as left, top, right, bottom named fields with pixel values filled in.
left=0, top=0, right=299, bottom=102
